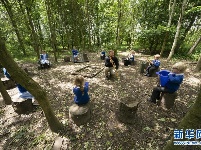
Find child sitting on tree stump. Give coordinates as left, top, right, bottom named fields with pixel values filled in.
left=124, top=50, right=135, bottom=66
left=144, top=54, right=160, bottom=77
left=147, top=62, right=186, bottom=104
left=73, top=76, right=90, bottom=105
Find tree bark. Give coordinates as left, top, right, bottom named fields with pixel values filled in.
left=187, top=36, right=201, bottom=55
left=160, top=0, right=176, bottom=57
left=45, top=0, right=58, bottom=62
left=25, top=5, right=41, bottom=58
left=0, top=79, right=12, bottom=105
left=116, top=0, right=122, bottom=46
left=164, top=85, right=201, bottom=150
left=167, top=0, right=187, bottom=60
left=195, top=54, right=201, bottom=72
left=0, top=35, right=63, bottom=133
left=1, top=0, right=26, bottom=55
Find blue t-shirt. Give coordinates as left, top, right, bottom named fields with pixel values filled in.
left=165, top=73, right=184, bottom=93
left=72, top=49, right=79, bottom=56
left=40, top=54, right=48, bottom=60
left=152, top=59, right=160, bottom=67
left=17, top=84, right=27, bottom=93
left=73, top=85, right=90, bottom=105
left=129, top=54, right=134, bottom=62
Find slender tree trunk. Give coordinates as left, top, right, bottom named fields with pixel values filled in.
left=160, top=0, right=176, bottom=57
left=167, top=0, right=187, bottom=60
left=164, top=85, right=201, bottom=150
left=195, top=54, right=201, bottom=72
left=25, top=6, right=40, bottom=58
left=0, top=79, right=12, bottom=105
left=46, top=0, right=58, bottom=62
left=1, top=0, right=26, bottom=55
left=187, top=36, right=201, bottom=55
left=116, top=0, right=122, bottom=46
left=174, top=17, right=196, bottom=53
left=0, top=35, right=63, bottom=132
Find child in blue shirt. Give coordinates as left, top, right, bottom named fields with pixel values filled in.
left=148, top=62, right=186, bottom=104
left=145, top=54, right=160, bottom=76
left=72, top=46, right=79, bottom=62
left=39, top=51, right=50, bottom=68
left=2, top=68, right=38, bottom=104
left=73, top=76, right=90, bottom=105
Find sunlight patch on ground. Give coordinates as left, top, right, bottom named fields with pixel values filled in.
left=57, top=82, right=74, bottom=90
left=185, top=77, right=200, bottom=86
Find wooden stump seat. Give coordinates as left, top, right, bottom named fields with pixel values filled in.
left=69, top=103, right=91, bottom=125
left=12, top=99, right=34, bottom=114
left=83, top=53, right=89, bottom=62
left=150, top=67, right=160, bottom=77
left=131, top=60, right=137, bottom=66
left=64, top=56, right=71, bottom=62
left=157, top=92, right=177, bottom=109
left=2, top=79, right=16, bottom=90
left=139, top=62, right=149, bottom=73
left=117, top=99, right=140, bottom=124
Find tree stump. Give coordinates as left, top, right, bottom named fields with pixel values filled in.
left=12, top=99, right=34, bottom=114
left=131, top=60, right=137, bottom=66
left=158, top=92, right=177, bottom=109
left=69, top=103, right=91, bottom=125
left=2, top=79, right=16, bottom=90
left=64, top=56, right=71, bottom=62
left=83, top=53, right=89, bottom=62
left=140, top=62, right=149, bottom=73
left=117, top=100, right=140, bottom=124
left=150, top=67, right=160, bottom=77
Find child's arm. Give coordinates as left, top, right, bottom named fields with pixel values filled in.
left=168, top=74, right=183, bottom=84
left=153, top=60, right=160, bottom=67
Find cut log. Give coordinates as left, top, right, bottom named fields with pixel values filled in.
left=2, top=79, right=16, bottom=90
left=117, top=100, right=140, bottom=124
left=140, top=62, right=149, bottom=73
left=157, top=92, right=177, bottom=109
left=12, top=99, right=34, bottom=114
left=69, top=103, right=91, bottom=125
left=64, top=56, right=71, bottom=62
left=83, top=53, right=89, bottom=62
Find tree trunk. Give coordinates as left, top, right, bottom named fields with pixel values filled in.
left=174, top=16, right=197, bottom=53
left=25, top=5, right=41, bottom=58
left=0, top=79, right=12, bottom=105
left=116, top=0, right=122, bottom=46
left=164, top=85, right=201, bottom=150
left=0, top=35, right=63, bottom=133
left=46, top=0, right=58, bottom=62
left=187, top=36, right=201, bottom=55
left=195, top=54, right=201, bottom=72
left=1, top=0, right=26, bottom=55
left=167, top=0, right=187, bottom=60
left=160, top=0, right=176, bottom=57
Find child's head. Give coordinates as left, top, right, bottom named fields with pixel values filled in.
left=74, top=76, right=84, bottom=87
left=109, top=50, right=114, bottom=57
left=172, top=62, right=186, bottom=74
left=154, top=54, right=160, bottom=60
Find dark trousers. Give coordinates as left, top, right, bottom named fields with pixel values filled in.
left=150, top=86, right=170, bottom=103
left=124, top=59, right=131, bottom=66
left=146, top=65, right=158, bottom=76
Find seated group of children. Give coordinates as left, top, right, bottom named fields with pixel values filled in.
left=102, top=49, right=186, bottom=106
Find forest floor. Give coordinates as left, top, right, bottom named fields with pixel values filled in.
left=0, top=52, right=201, bottom=150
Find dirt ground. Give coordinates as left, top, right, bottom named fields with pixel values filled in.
left=0, top=52, right=201, bottom=150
